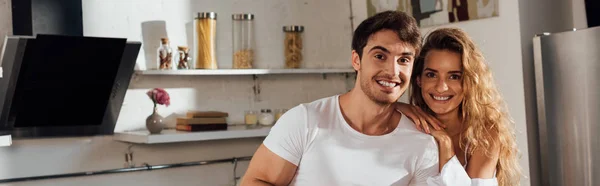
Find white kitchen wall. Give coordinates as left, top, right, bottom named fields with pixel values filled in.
left=82, top=0, right=352, bottom=71
left=572, top=0, right=588, bottom=29
left=0, top=0, right=353, bottom=185
left=81, top=0, right=354, bottom=132
left=352, top=0, right=531, bottom=185
left=0, top=0, right=11, bottom=55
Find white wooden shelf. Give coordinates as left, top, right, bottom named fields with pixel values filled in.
left=113, top=125, right=271, bottom=144
left=135, top=68, right=355, bottom=76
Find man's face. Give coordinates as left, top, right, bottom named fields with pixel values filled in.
left=352, top=29, right=416, bottom=105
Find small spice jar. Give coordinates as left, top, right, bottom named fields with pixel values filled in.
left=283, top=26, right=304, bottom=68
left=274, top=109, right=288, bottom=122
left=176, top=46, right=191, bottom=69
left=157, top=38, right=174, bottom=70
left=245, top=110, right=258, bottom=128
left=194, top=12, right=218, bottom=69
left=258, top=109, right=274, bottom=126
left=232, top=13, right=255, bottom=69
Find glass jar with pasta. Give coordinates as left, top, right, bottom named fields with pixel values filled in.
left=283, top=25, right=304, bottom=69
left=193, top=12, right=218, bottom=69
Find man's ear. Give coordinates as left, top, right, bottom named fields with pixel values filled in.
left=352, top=50, right=361, bottom=71
left=416, top=76, right=421, bottom=87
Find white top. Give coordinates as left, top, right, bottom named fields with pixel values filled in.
left=263, top=95, right=471, bottom=186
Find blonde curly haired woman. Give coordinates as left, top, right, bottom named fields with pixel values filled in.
left=397, top=27, right=522, bottom=186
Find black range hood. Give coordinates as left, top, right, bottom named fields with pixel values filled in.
left=0, top=34, right=140, bottom=138
left=12, top=0, right=84, bottom=36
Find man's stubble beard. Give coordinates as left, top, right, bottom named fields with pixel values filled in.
left=359, top=73, right=405, bottom=106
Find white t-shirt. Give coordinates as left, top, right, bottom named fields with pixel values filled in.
left=263, top=95, right=442, bottom=186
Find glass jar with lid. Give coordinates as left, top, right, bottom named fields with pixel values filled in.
left=245, top=110, right=258, bottom=128
left=194, top=12, right=218, bottom=69
left=176, top=46, right=191, bottom=69
left=274, top=108, right=288, bottom=122
left=258, top=109, right=274, bottom=126
left=232, top=13, right=255, bottom=69
left=157, top=38, right=174, bottom=70
left=283, top=25, right=304, bottom=68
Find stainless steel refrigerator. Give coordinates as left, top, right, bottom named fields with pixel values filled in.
left=533, top=26, right=600, bottom=186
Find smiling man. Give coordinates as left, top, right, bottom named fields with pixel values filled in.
left=241, top=11, right=463, bottom=186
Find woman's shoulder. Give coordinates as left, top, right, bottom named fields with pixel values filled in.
left=465, top=140, right=500, bottom=179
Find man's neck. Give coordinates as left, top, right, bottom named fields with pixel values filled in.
left=339, top=89, right=397, bottom=135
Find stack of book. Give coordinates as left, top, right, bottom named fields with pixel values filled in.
left=175, top=111, right=228, bottom=132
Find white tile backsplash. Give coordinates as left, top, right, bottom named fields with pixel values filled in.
left=80, top=0, right=355, bottom=132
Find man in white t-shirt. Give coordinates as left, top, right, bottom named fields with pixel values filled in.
left=241, top=11, right=465, bottom=186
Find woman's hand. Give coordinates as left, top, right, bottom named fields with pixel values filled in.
left=429, top=129, right=455, bottom=172
left=429, top=129, right=452, bottom=146
left=394, top=102, right=445, bottom=133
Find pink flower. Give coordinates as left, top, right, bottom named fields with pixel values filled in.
left=147, top=88, right=170, bottom=107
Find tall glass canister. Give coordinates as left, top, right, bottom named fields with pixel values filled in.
left=283, top=25, right=304, bottom=68
left=232, top=13, right=254, bottom=69
left=193, top=12, right=218, bottom=69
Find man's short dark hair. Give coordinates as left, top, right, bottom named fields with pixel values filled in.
left=351, top=11, right=422, bottom=60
